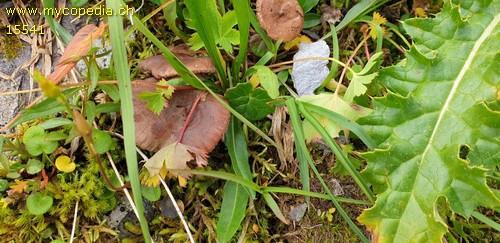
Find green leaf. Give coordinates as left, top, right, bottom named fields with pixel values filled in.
left=224, top=82, right=274, bottom=121
left=298, top=93, right=371, bottom=142
left=0, top=179, right=8, bottom=191
left=224, top=116, right=255, bottom=198
left=249, top=66, right=280, bottom=99
left=262, top=192, right=288, bottom=224
left=91, top=129, right=113, bottom=154
left=69, top=0, right=88, bottom=8
left=216, top=181, right=249, bottom=243
left=39, top=118, right=73, bottom=130
left=185, top=0, right=228, bottom=87
left=23, top=126, right=58, bottom=156
left=45, top=131, right=67, bottom=141
left=141, top=184, right=161, bottom=202
left=26, top=159, right=44, bottom=174
left=27, top=192, right=53, bottom=215
left=297, top=0, right=319, bottom=13
left=11, top=87, right=81, bottom=128
left=358, top=1, right=500, bottom=241
left=138, top=80, right=174, bottom=115
left=344, top=52, right=383, bottom=102
left=299, top=101, right=377, bottom=149
left=188, top=10, right=239, bottom=54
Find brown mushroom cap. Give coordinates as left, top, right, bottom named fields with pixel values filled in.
left=256, top=0, right=304, bottom=42
left=133, top=78, right=230, bottom=153
left=138, top=55, right=215, bottom=80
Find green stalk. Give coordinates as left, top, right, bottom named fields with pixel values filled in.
left=106, top=1, right=151, bottom=241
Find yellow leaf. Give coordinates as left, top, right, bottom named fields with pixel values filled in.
left=0, top=198, right=12, bottom=208
left=249, top=74, right=260, bottom=88
left=414, top=8, right=428, bottom=18
left=284, top=35, right=312, bottom=51
left=55, top=155, right=76, bottom=173
left=9, top=179, right=29, bottom=194
left=178, top=176, right=187, bottom=187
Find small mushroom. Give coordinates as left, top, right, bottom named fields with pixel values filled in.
left=256, top=0, right=304, bottom=42
left=132, top=77, right=230, bottom=154
left=138, top=45, right=215, bottom=80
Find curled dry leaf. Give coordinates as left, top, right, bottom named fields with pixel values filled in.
left=133, top=78, right=230, bottom=153
left=48, top=23, right=106, bottom=84
left=138, top=46, right=215, bottom=80
left=256, top=0, right=304, bottom=42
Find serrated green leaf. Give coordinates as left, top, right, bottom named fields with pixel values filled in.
left=188, top=10, right=239, bottom=53
left=216, top=181, right=249, bottom=243
left=224, top=82, right=274, bottom=121
left=358, top=1, right=500, bottom=241
left=138, top=91, right=166, bottom=115
left=138, top=80, right=174, bottom=115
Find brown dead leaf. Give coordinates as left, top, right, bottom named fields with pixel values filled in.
left=9, top=179, right=29, bottom=194
left=47, top=23, right=106, bottom=84
left=133, top=78, right=230, bottom=153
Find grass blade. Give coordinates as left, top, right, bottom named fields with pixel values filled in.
left=106, top=2, right=151, bottom=241
left=171, top=169, right=261, bottom=193
left=184, top=0, right=228, bottom=88
left=43, top=0, right=72, bottom=44
left=288, top=100, right=369, bottom=242
left=322, top=0, right=388, bottom=39
left=225, top=116, right=256, bottom=198
left=231, top=0, right=250, bottom=83
left=264, top=187, right=371, bottom=205
left=217, top=181, right=249, bottom=243
left=262, top=192, right=289, bottom=224
left=285, top=99, right=311, bottom=203
left=298, top=101, right=375, bottom=202
left=471, top=211, right=500, bottom=232
left=299, top=101, right=377, bottom=150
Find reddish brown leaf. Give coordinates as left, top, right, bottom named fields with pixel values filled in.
left=48, top=23, right=106, bottom=84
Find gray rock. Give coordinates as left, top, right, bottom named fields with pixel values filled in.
left=292, top=40, right=330, bottom=96
left=288, top=203, right=308, bottom=222
left=0, top=41, right=37, bottom=132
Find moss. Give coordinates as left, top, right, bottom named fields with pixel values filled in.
left=0, top=27, right=25, bottom=61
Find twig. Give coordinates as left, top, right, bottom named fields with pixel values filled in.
left=159, top=177, right=195, bottom=243
left=70, top=200, right=79, bottom=243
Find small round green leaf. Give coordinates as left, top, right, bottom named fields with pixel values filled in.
left=27, top=192, right=53, bottom=215
left=26, top=159, right=44, bottom=174
left=23, top=126, right=58, bottom=156
left=91, top=129, right=113, bottom=154
left=0, top=179, right=8, bottom=191
left=141, top=184, right=161, bottom=202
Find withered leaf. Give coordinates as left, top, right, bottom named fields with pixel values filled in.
left=48, top=24, right=106, bottom=84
